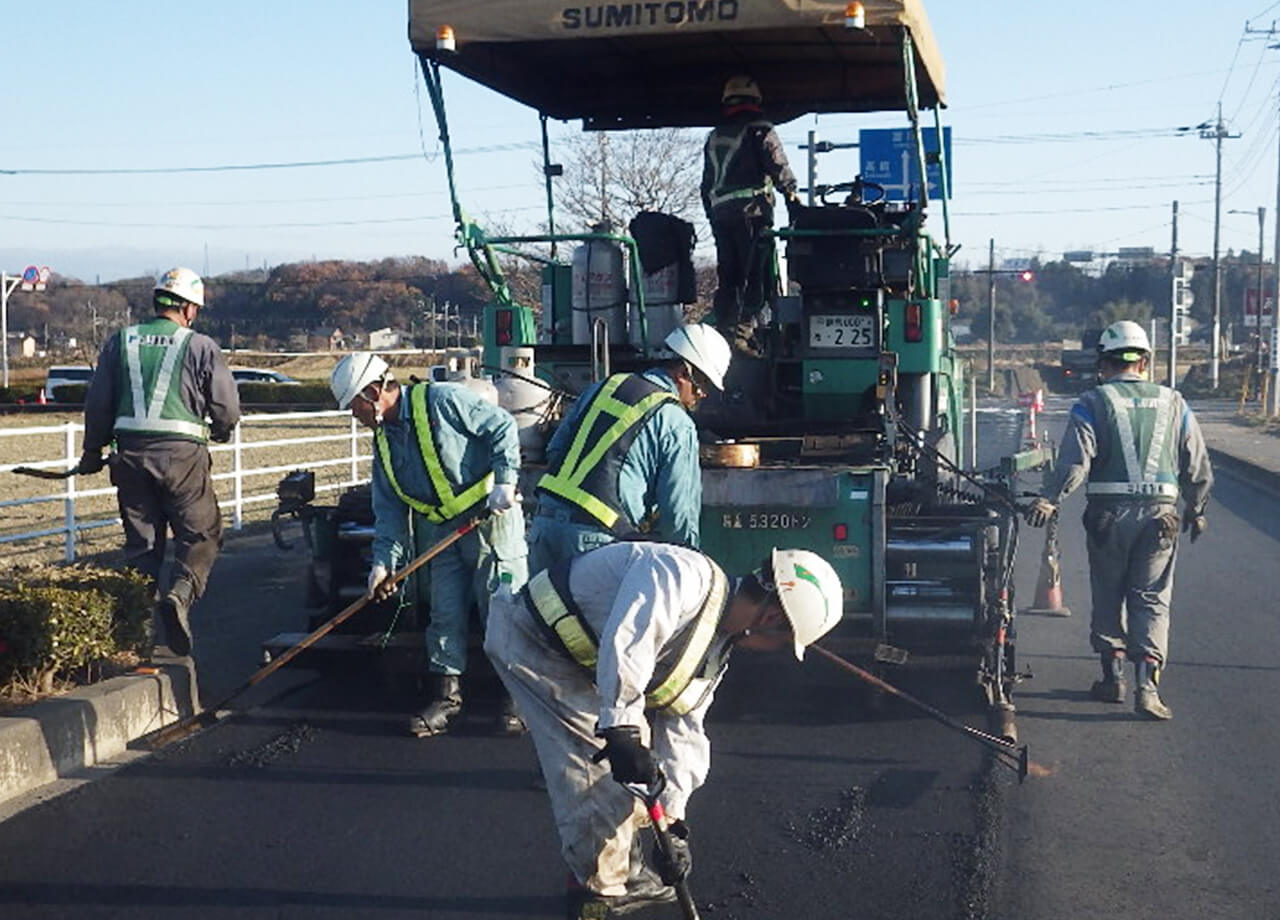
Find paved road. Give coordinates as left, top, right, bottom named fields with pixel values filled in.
left=1, top=402, right=1277, bottom=919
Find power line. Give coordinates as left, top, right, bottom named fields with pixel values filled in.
left=0, top=142, right=540, bottom=177
left=0, top=205, right=545, bottom=230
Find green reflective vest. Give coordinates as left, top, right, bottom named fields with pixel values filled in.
left=375, top=383, right=493, bottom=524
left=523, top=557, right=730, bottom=715
left=705, top=120, right=775, bottom=211
left=1086, top=380, right=1180, bottom=501
left=113, top=318, right=208, bottom=442
left=536, top=374, right=679, bottom=532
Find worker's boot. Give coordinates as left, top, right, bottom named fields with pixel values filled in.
left=565, top=874, right=674, bottom=919
left=1089, top=650, right=1127, bottom=703
left=625, top=830, right=676, bottom=904
left=156, top=577, right=196, bottom=657
left=494, top=692, right=526, bottom=737
left=408, top=674, right=463, bottom=737
left=1134, top=657, right=1172, bottom=721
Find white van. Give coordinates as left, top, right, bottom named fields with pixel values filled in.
left=44, top=365, right=95, bottom=402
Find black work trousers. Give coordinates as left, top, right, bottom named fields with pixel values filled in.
left=109, top=439, right=222, bottom=597
left=710, top=207, right=773, bottom=339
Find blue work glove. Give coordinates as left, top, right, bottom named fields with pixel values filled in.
left=653, top=819, right=692, bottom=885
left=592, top=725, right=657, bottom=785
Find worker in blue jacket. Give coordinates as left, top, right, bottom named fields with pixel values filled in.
left=527, top=324, right=732, bottom=576
left=330, top=353, right=528, bottom=737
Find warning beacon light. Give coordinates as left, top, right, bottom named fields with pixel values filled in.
left=436, top=25, right=456, bottom=52
left=1019, top=270, right=1035, bottom=283
left=845, top=2, right=866, bottom=29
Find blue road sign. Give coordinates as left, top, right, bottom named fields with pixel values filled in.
left=858, top=127, right=952, bottom=201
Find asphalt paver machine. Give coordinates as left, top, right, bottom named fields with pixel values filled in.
left=405, top=0, right=1051, bottom=738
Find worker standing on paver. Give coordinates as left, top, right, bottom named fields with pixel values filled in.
left=330, top=353, right=528, bottom=736
left=702, top=75, right=798, bottom=357
left=79, top=267, right=240, bottom=658
left=527, top=323, right=731, bottom=575
left=484, top=540, right=843, bottom=918
left=1026, top=320, right=1213, bottom=720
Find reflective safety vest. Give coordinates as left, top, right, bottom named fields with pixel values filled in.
left=113, top=318, right=208, bottom=442
left=536, top=374, right=680, bottom=533
left=523, top=557, right=731, bottom=715
left=704, top=120, right=775, bottom=211
left=1085, top=380, right=1181, bottom=501
left=375, top=383, right=493, bottom=524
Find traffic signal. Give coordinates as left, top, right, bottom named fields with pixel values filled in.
left=1019, top=270, right=1035, bottom=283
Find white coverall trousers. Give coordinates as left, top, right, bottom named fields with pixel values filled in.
left=484, top=588, right=646, bottom=896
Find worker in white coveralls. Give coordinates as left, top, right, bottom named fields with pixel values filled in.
left=484, top=540, right=844, bottom=918
left=1026, top=320, right=1213, bottom=720
left=527, top=323, right=732, bottom=575
left=330, top=353, right=528, bottom=736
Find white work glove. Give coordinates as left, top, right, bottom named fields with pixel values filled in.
left=486, top=482, right=520, bottom=514
left=1025, top=498, right=1057, bottom=528
left=366, top=564, right=394, bottom=601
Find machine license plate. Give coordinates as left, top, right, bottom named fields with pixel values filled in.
left=720, top=511, right=812, bottom=530
left=809, top=314, right=875, bottom=349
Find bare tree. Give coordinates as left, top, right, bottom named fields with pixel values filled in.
left=551, top=128, right=705, bottom=231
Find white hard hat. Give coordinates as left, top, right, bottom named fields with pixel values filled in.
left=1098, top=320, right=1151, bottom=359
left=155, top=267, right=204, bottom=308
left=330, top=352, right=390, bottom=409
left=769, top=548, right=844, bottom=660
left=663, top=323, right=732, bottom=391
left=722, top=75, right=762, bottom=104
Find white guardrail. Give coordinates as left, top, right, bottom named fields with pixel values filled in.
left=0, top=410, right=373, bottom=562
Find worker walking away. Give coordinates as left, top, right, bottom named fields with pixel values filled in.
left=330, top=353, right=528, bottom=737
left=702, top=75, right=799, bottom=357
left=79, top=267, right=239, bottom=658
left=485, top=540, right=843, bottom=918
left=1026, top=320, right=1212, bottom=720
left=527, top=323, right=731, bottom=575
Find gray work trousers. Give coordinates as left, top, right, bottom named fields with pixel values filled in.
left=484, top=587, right=646, bottom=896
left=1082, top=500, right=1180, bottom=665
left=109, top=440, right=222, bottom=596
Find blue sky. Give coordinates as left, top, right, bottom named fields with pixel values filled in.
left=3, top=1, right=1280, bottom=282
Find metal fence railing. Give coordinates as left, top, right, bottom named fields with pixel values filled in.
left=0, top=410, right=373, bottom=562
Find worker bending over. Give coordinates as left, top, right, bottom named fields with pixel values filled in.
left=331, top=353, right=528, bottom=736
left=528, top=323, right=731, bottom=574
left=485, top=540, right=843, bottom=917
left=1027, top=320, right=1213, bottom=720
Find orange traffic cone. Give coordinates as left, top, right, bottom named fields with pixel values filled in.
left=1022, top=515, right=1071, bottom=617
left=37, top=387, right=48, bottom=405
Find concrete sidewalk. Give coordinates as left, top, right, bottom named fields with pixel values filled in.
left=1, top=523, right=315, bottom=814
left=1194, top=405, right=1280, bottom=499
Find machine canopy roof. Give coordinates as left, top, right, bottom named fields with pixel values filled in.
left=409, top=0, right=946, bottom=129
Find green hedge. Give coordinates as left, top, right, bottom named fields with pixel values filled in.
left=0, top=385, right=43, bottom=404
left=51, top=383, right=88, bottom=403
left=237, top=382, right=333, bottom=405
left=0, top=565, right=153, bottom=692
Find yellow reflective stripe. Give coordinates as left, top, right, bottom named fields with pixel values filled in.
left=527, top=570, right=598, bottom=669
left=375, top=385, right=492, bottom=524
left=645, top=561, right=728, bottom=711
left=537, top=374, right=679, bottom=528
left=410, top=384, right=492, bottom=521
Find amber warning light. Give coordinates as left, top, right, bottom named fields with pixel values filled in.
left=436, top=25, right=456, bottom=51
left=845, top=2, right=866, bottom=29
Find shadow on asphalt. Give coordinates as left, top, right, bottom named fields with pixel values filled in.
left=1212, top=473, right=1280, bottom=541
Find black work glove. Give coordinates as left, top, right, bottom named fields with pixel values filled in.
left=592, top=725, right=656, bottom=785
left=77, top=450, right=105, bottom=475
left=210, top=425, right=232, bottom=444
left=653, top=819, right=692, bottom=885
left=1183, top=514, right=1207, bottom=543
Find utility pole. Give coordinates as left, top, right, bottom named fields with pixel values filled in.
left=1168, top=200, right=1179, bottom=388
left=1202, top=104, right=1240, bottom=390
left=807, top=130, right=818, bottom=206
left=987, top=238, right=996, bottom=392
left=1257, top=206, right=1267, bottom=387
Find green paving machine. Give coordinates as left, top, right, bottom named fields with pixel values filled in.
left=408, top=0, right=1048, bottom=738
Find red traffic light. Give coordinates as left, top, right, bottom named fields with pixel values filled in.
left=1019, top=270, right=1035, bottom=282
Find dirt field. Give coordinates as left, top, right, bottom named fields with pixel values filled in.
left=0, top=410, right=373, bottom=566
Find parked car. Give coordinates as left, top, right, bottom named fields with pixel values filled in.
left=44, top=365, right=95, bottom=402
left=231, top=368, right=301, bottom=386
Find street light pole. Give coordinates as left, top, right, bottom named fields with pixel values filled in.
left=987, top=238, right=996, bottom=392
left=1257, top=206, right=1267, bottom=391
left=1203, top=105, right=1241, bottom=390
